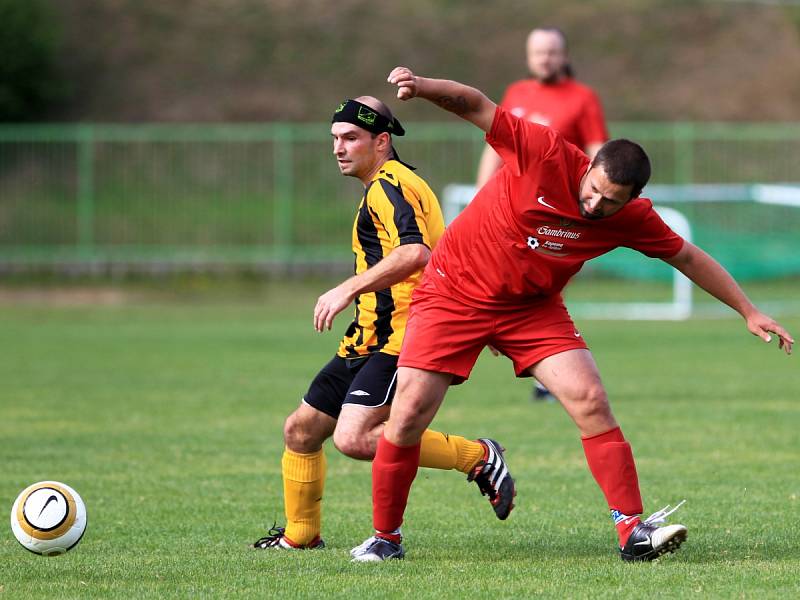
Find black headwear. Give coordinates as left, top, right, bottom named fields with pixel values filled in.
left=331, top=98, right=415, bottom=170
left=332, top=99, right=406, bottom=136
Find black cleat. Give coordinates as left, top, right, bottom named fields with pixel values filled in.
left=620, top=503, right=687, bottom=562
left=350, top=536, right=405, bottom=562
left=468, top=438, right=516, bottom=520
left=252, top=524, right=325, bottom=550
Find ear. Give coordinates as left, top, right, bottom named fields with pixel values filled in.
left=376, top=132, right=391, bottom=153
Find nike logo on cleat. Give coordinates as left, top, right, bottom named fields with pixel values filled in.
left=634, top=540, right=652, bottom=546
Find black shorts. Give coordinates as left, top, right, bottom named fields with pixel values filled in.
left=303, top=352, right=399, bottom=419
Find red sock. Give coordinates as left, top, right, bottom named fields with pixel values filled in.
left=372, top=434, right=421, bottom=535
left=614, top=514, right=641, bottom=546
left=581, top=427, right=643, bottom=545
left=375, top=531, right=402, bottom=544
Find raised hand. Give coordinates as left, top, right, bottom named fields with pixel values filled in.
left=387, top=67, right=418, bottom=101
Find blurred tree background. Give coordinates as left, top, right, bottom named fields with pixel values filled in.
left=24, top=0, right=800, bottom=123
left=0, top=0, right=67, bottom=121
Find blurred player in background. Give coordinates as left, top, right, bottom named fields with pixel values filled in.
left=476, top=27, right=609, bottom=402
left=251, top=96, right=515, bottom=551
left=349, top=67, right=794, bottom=563
left=476, top=27, right=608, bottom=187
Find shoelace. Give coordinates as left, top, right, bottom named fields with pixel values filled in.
left=253, top=523, right=285, bottom=547
left=643, top=500, right=686, bottom=525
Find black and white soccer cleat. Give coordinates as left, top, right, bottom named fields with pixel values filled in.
left=620, top=502, right=687, bottom=562
left=468, top=438, right=516, bottom=520
left=251, top=524, right=325, bottom=550
left=350, top=536, right=405, bottom=562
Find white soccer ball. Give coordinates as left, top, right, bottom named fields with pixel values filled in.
left=10, top=481, right=87, bottom=556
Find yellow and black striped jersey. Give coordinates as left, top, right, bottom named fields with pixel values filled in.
left=338, top=159, right=444, bottom=358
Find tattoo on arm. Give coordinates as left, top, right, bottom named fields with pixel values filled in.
left=434, top=95, right=470, bottom=115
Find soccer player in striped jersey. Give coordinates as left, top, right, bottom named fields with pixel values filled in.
left=251, top=97, right=516, bottom=552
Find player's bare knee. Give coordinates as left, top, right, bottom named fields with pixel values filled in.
left=282, top=413, right=306, bottom=450
left=386, top=409, right=428, bottom=444
left=577, top=383, right=611, bottom=418
left=332, top=428, right=374, bottom=460
left=283, top=411, right=324, bottom=453
left=563, top=381, right=609, bottom=417
left=385, top=375, right=443, bottom=444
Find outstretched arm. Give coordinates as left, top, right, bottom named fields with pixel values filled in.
left=313, top=243, right=430, bottom=332
left=663, top=241, right=794, bottom=354
left=387, top=66, right=497, bottom=133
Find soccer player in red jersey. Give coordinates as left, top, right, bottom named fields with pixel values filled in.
left=476, top=27, right=608, bottom=188
left=350, top=68, right=794, bottom=563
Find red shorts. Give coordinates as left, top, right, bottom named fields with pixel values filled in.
left=398, top=289, right=588, bottom=384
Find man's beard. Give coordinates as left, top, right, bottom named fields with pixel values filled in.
left=537, top=71, right=561, bottom=85
left=579, top=204, right=603, bottom=220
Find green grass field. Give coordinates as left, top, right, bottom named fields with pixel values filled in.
left=1, top=282, right=798, bottom=598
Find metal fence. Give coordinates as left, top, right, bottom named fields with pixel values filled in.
left=1, top=122, right=800, bottom=270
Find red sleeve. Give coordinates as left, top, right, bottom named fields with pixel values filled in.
left=622, top=200, right=685, bottom=258
left=485, top=105, right=560, bottom=177
left=576, top=89, right=608, bottom=147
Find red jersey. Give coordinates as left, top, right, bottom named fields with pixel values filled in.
left=422, top=106, right=684, bottom=310
left=500, top=78, right=608, bottom=151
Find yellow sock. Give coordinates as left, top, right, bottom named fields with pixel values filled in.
left=282, top=447, right=326, bottom=546
left=419, top=429, right=485, bottom=474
